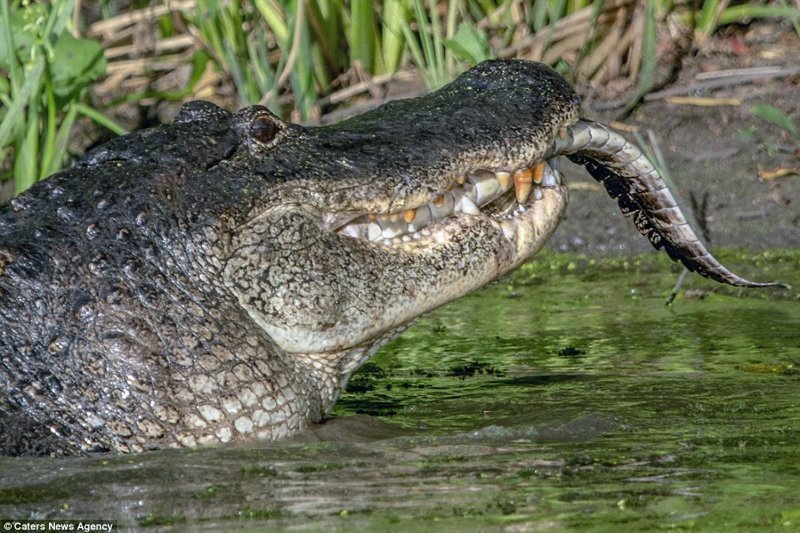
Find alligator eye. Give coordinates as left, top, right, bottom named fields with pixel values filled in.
left=250, top=114, right=280, bottom=144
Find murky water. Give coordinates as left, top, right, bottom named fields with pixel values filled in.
left=1, top=250, right=798, bottom=531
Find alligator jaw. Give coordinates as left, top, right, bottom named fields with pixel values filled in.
left=551, top=119, right=782, bottom=288
left=327, top=159, right=564, bottom=248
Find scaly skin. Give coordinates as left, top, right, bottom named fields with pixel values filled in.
left=0, top=60, right=775, bottom=456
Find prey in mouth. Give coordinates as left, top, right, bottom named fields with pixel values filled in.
left=0, top=59, right=779, bottom=456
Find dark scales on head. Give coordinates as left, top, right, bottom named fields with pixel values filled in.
left=0, top=59, right=778, bottom=457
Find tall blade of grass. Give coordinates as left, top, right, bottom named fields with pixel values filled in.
left=285, top=0, right=317, bottom=120
left=350, top=0, right=376, bottom=72
left=72, top=103, right=127, bottom=136
left=255, top=0, right=290, bottom=47
left=305, top=0, right=344, bottom=76
left=0, top=54, right=44, bottom=150
left=39, top=80, right=57, bottom=181
left=695, top=0, right=727, bottom=44
left=619, top=1, right=657, bottom=119
left=249, top=31, right=278, bottom=109
left=43, top=0, right=77, bottom=42
left=43, top=102, right=78, bottom=178
left=751, top=104, right=799, bottom=140
left=444, top=0, right=459, bottom=78
left=15, top=103, right=40, bottom=194
left=719, top=4, right=799, bottom=25
left=381, top=0, right=406, bottom=73
left=411, top=0, right=436, bottom=77
left=0, top=0, right=22, bottom=93
left=429, top=0, right=445, bottom=83
left=407, top=0, right=450, bottom=88
left=401, top=12, right=428, bottom=83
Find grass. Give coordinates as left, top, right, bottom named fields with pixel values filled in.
left=1, top=0, right=799, bottom=194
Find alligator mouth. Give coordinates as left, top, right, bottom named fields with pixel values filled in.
left=327, top=158, right=563, bottom=245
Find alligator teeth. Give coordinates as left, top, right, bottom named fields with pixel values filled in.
left=542, top=162, right=560, bottom=187
left=513, top=168, right=533, bottom=204
left=375, top=213, right=407, bottom=239
left=333, top=162, right=562, bottom=246
left=409, top=206, right=431, bottom=232
left=322, top=212, right=361, bottom=232
left=459, top=195, right=481, bottom=215
left=469, top=170, right=502, bottom=204
left=367, top=223, right=382, bottom=241
left=532, top=162, right=545, bottom=184
left=496, top=171, right=512, bottom=192
left=430, top=192, right=454, bottom=219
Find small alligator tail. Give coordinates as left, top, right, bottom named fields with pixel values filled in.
left=552, top=119, right=781, bottom=288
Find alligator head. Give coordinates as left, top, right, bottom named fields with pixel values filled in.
left=0, top=60, right=777, bottom=455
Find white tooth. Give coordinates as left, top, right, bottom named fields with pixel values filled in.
left=460, top=195, right=481, bottom=215
left=341, top=225, right=363, bottom=239
left=429, top=193, right=454, bottom=219
left=496, top=171, right=512, bottom=192
left=382, top=223, right=405, bottom=239
left=549, top=157, right=560, bottom=172
left=450, top=188, right=466, bottom=212
left=534, top=188, right=544, bottom=201
left=322, top=212, right=360, bottom=231
left=409, top=206, right=431, bottom=232
left=367, top=223, right=383, bottom=241
left=513, top=168, right=533, bottom=203
left=542, top=164, right=559, bottom=187
left=469, top=170, right=501, bottom=204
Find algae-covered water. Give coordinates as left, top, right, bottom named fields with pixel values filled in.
left=1, top=250, right=798, bottom=531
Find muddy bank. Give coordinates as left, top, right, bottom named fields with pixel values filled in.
left=553, top=26, right=799, bottom=255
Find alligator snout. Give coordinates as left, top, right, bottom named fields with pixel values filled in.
left=0, top=59, right=777, bottom=456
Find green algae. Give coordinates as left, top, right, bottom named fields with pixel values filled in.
left=0, top=249, right=798, bottom=530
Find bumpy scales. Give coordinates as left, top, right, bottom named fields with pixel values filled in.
left=0, top=60, right=776, bottom=456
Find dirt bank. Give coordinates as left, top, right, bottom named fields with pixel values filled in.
left=552, top=23, right=799, bottom=255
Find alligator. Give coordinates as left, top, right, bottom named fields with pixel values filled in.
left=0, top=59, right=777, bottom=456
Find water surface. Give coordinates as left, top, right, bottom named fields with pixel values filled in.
left=1, top=250, right=798, bottom=530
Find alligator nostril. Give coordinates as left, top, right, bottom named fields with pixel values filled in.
left=250, top=114, right=280, bottom=144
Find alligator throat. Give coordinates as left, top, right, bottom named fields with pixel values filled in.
left=0, top=59, right=779, bottom=457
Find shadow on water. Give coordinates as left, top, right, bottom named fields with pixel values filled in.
left=1, top=250, right=799, bottom=530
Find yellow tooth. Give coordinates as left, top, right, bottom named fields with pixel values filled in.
left=368, top=213, right=377, bottom=222
left=432, top=194, right=445, bottom=208
left=496, top=171, right=511, bottom=190
left=558, top=127, right=567, bottom=139
left=389, top=213, right=401, bottom=223
left=455, top=175, right=466, bottom=185
left=532, top=162, right=545, bottom=184
left=403, top=209, right=416, bottom=223
left=513, top=168, right=533, bottom=203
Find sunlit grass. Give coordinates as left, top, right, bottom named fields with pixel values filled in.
left=1, top=0, right=798, bottom=194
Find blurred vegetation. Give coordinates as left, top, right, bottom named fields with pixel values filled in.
left=1, top=0, right=798, bottom=194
